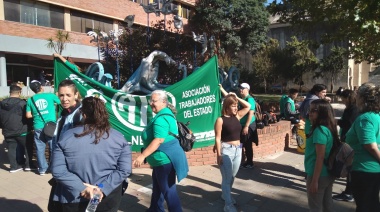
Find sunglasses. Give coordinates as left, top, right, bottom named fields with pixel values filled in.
left=309, top=108, right=318, bottom=113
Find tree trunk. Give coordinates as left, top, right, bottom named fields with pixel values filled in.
left=264, top=78, right=267, bottom=94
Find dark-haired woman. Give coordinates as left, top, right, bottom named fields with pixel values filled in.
left=48, top=79, right=82, bottom=211
left=332, top=89, right=358, bottom=202
left=346, top=83, right=380, bottom=212
left=51, top=97, right=132, bottom=211
left=305, top=99, right=337, bottom=211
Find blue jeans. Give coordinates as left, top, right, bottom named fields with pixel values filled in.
left=220, top=143, right=242, bottom=206
left=148, top=163, right=182, bottom=212
left=34, top=129, right=53, bottom=173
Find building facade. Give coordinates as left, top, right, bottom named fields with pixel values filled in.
left=267, top=15, right=377, bottom=91
left=0, top=0, right=195, bottom=90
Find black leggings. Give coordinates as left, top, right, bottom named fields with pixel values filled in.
left=351, top=171, right=380, bottom=212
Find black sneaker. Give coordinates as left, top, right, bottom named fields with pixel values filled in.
left=240, top=164, right=254, bottom=169
left=332, top=192, right=354, bottom=202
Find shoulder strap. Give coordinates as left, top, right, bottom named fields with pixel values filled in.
left=31, top=97, right=46, bottom=124
left=155, top=113, right=179, bottom=138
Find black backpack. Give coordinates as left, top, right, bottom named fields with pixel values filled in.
left=170, top=121, right=196, bottom=152
left=157, top=114, right=196, bottom=152
left=324, top=142, right=354, bottom=178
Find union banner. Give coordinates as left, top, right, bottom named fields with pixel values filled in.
left=54, top=57, right=221, bottom=151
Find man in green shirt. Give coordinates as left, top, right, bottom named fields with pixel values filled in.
left=26, top=81, right=60, bottom=175
left=239, top=83, right=257, bottom=169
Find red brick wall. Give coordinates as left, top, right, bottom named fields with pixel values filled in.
left=132, top=121, right=291, bottom=168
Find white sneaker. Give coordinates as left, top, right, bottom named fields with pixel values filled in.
left=224, top=204, right=237, bottom=212
left=9, top=168, right=23, bottom=173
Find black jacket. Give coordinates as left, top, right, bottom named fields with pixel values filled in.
left=337, top=104, right=359, bottom=142
left=0, top=97, right=28, bottom=138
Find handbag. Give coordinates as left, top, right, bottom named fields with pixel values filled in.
left=31, top=97, right=57, bottom=138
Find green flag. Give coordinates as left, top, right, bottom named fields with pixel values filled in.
left=54, top=57, right=221, bottom=151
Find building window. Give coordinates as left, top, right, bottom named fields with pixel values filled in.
left=130, top=0, right=149, bottom=5
left=4, top=0, right=64, bottom=29
left=181, top=4, right=191, bottom=19
left=70, top=10, right=113, bottom=33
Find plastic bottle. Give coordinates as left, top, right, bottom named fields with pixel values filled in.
left=85, top=184, right=103, bottom=212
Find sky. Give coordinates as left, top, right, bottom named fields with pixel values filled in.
left=265, top=0, right=282, bottom=5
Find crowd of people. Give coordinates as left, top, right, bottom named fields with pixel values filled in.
left=0, top=77, right=379, bottom=212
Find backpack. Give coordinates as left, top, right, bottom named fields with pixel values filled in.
left=324, top=142, right=354, bottom=178
left=170, top=121, right=196, bottom=152
left=254, top=102, right=265, bottom=129
left=158, top=114, right=196, bottom=152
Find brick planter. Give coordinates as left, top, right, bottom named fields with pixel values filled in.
left=132, top=121, right=291, bottom=168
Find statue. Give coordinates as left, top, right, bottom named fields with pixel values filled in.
left=119, top=51, right=177, bottom=94
left=192, top=32, right=208, bottom=56
left=160, top=0, right=177, bottom=15
left=221, top=66, right=240, bottom=92
left=140, top=3, right=160, bottom=17
left=173, top=15, right=183, bottom=29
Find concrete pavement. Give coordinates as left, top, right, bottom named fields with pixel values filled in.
left=0, top=134, right=356, bottom=212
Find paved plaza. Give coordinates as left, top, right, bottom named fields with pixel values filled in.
left=0, top=131, right=356, bottom=212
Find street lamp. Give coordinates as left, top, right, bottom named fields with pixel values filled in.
left=87, top=31, right=100, bottom=62
left=126, top=15, right=135, bottom=74
left=109, top=29, right=124, bottom=89
left=140, top=2, right=160, bottom=46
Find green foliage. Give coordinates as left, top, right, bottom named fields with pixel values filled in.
left=318, top=47, right=348, bottom=92
left=269, top=0, right=380, bottom=63
left=46, top=30, right=71, bottom=55
left=252, top=39, right=280, bottom=93
left=283, top=37, right=319, bottom=85
left=190, top=0, right=270, bottom=60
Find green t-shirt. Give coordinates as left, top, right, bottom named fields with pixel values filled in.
left=26, top=93, right=60, bottom=129
left=284, top=97, right=296, bottom=119
left=346, top=112, right=380, bottom=173
left=141, top=107, right=179, bottom=167
left=279, top=94, right=288, bottom=116
left=240, top=95, right=256, bottom=126
left=304, top=125, right=333, bottom=177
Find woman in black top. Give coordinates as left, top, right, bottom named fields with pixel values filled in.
left=332, top=89, right=359, bottom=202
left=214, top=85, right=251, bottom=212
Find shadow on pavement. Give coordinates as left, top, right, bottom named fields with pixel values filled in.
left=0, top=197, right=43, bottom=212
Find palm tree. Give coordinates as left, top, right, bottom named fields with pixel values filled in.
left=46, top=30, right=71, bottom=54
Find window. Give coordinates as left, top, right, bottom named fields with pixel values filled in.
left=71, top=10, right=113, bottom=33
left=130, top=0, right=149, bottom=5
left=4, top=0, right=64, bottom=29
left=181, top=4, right=191, bottom=19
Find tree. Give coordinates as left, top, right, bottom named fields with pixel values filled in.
left=269, top=0, right=380, bottom=63
left=318, top=47, right=348, bottom=93
left=252, top=39, right=279, bottom=93
left=46, top=30, right=71, bottom=55
left=190, top=0, right=270, bottom=63
left=283, top=37, right=319, bottom=91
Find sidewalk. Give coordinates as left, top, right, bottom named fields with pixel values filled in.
left=0, top=136, right=355, bottom=211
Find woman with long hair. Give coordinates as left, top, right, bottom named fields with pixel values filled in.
left=51, top=96, right=132, bottom=211
left=305, top=99, right=338, bottom=211
left=133, top=90, right=188, bottom=212
left=214, top=86, right=251, bottom=212
left=346, top=83, right=380, bottom=212
left=332, top=89, right=359, bottom=202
